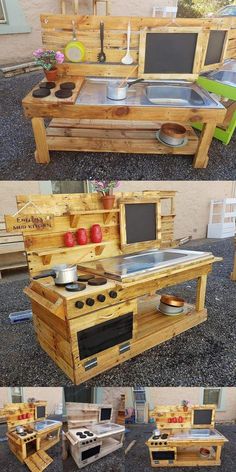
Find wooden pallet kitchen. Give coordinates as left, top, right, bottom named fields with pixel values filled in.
left=3, top=401, right=62, bottom=471
left=146, top=404, right=228, bottom=467
left=22, top=14, right=236, bottom=168
left=64, top=402, right=125, bottom=469
left=5, top=191, right=222, bottom=384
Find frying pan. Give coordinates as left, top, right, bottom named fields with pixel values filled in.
left=65, top=20, right=85, bottom=63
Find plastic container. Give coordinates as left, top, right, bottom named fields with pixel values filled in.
left=9, top=310, right=32, bottom=324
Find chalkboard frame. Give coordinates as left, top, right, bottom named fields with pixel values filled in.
left=34, top=402, right=47, bottom=420
left=191, top=405, right=216, bottom=428
left=201, top=29, right=229, bottom=72
left=119, top=197, right=162, bottom=253
left=138, top=27, right=205, bottom=80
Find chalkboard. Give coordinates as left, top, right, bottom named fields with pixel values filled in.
left=152, top=450, right=175, bottom=461
left=205, top=30, right=227, bottom=66
left=125, top=203, right=156, bottom=244
left=193, top=409, right=213, bottom=425
left=143, top=32, right=198, bottom=75
left=36, top=405, right=46, bottom=419
left=100, top=407, right=112, bottom=421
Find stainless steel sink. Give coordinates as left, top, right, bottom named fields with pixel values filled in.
left=145, top=85, right=205, bottom=106
left=34, top=420, right=61, bottom=431
left=207, top=70, right=236, bottom=87
left=170, top=429, right=223, bottom=440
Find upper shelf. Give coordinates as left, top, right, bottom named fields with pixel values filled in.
left=69, top=209, right=120, bottom=227
left=33, top=241, right=113, bottom=265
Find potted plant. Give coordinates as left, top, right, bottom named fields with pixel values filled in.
left=181, top=400, right=190, bottom=412
left=33, top=49, right=64, bottom=81
left=27, top=397, right=36, bottom=408
left=91, top=181, right=120, bottom=209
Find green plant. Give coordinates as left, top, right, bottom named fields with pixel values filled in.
left=91, top=180, right=120, bottom=196
left=177, top=0, right=235, bottom=18
left=33, top=49, right=64, bottom=71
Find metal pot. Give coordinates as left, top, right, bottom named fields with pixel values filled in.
left=160, top=294, right=185, bottom=307
left=33, top=264, right=78, bottom=285
left=107, top=78, right=143, bottom=100
left=16, top=426, right=25, bottom=434
left=159, top=123, right=187, bottom=146
left=159, top=301, right=184, bottom=315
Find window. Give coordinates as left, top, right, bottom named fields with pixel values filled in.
left=203, top=388, right=221, bottom=408
left=0, top=1, right=6, bottom=23
left=10, top=387, right=23, bottom=403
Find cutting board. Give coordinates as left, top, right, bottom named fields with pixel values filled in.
left=24, top=450, right=53, bottom=472
left=31, top=77, right=84, bottom=105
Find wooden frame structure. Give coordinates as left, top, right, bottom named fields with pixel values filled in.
left=147, top=404, right=228, bottom=467
left=6, top=191, right=222, bottom=384
left=3, top=401, right=62, bottom=469
left=21, top=14, right=236, bottom=168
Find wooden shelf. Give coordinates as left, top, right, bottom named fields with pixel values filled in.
left=33, top=241, right=112, bottom=265
left=69, top=209, right=120, bottom=227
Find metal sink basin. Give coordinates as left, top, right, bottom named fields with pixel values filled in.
left=207, top=70, right=236, bottom=87
left=34, top=420, right=61, bottom=431
left=145, top=85, right=205, bottom=106
left=170, top=429, right=223, bottom=440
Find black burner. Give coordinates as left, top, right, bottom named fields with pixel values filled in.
left=77, top=275, right=95, bottom=282
left=32, top=88, right=51, bottom=98
left=39, top=81, right=56, bottom=89
left=88, top=277, right=107, bottom=286
left=161, top=433, right=168, bottom=439
left=60, top=82, right=76, bottom=90
left=65, top=283, right=87, bottom=292
left=87, top=432, right=94, bottom=437
left=18, top=432, right=27, bottom=437
left=55, top=89, right=72, bottom=99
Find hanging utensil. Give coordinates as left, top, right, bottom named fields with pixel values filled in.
left=97, top=21, right=106, bottom=63
left=121, top=22, right=134, bottom=65
left=65, top=20, right=85, bottom=63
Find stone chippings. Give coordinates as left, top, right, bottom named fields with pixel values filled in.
left=0, top=71, right=236, bottom=180
left=0, top=238, right=235, bottom=386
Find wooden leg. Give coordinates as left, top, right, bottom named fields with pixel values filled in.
left=215, top=444, right=222, bottom=463
left=193, top=122, right=216, bottom=169
left=196, top=274, right=207, bottom=311
left=32, top=118, right=50, bottom=164
left=231, top=249, right=236, bottom=281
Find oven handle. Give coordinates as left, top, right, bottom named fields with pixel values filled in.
left=24, top=284, right=64, bottom=318
left=99, top=313, right=117, bottom=320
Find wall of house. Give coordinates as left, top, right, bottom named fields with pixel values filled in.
left=0, top=0, right=174, bottom=64
left=96, top=387, right=125, bottom=422
left=116, top=181, right=236, bottom=240
left=0, top=181, right=41, bottom=215
left=125, top=387, right=236, bottom=423
left=0, top=387, right=62, bottom=415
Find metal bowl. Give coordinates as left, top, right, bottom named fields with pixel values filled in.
left=160, top=294, right=185, bottom=307
left=159, top=301, right=184, bottom=315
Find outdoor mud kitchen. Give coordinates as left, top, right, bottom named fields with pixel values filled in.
left=21, top=14, right=236, bottom=168
left=146, top=403, right=228, bottom=467
left=4, top=190, right=222, bottom=385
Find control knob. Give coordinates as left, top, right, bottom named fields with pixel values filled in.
left=86, top=298, right=95, bottom=306
left=109, top=290, right=118, bottom=299
left=75, top=300, right=84, bottom=309
left=97, top=294, right=106, bottom=302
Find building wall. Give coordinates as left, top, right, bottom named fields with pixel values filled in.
left=116, top=181, right=236, bottom=240
left=96, top=387, right=125, bottom=422
left=0, top=181, right=41, bottom=215
left=125, top=387, right=236, bottom=423
left=0, top=387, right=62, bottom=415
left=1, top=0, right=174, bottom=64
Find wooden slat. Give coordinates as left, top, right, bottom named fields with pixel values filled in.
left=24, top=450, right=53, bottom=472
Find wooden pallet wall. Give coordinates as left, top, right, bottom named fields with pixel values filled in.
left=15, top=192, right=176, bottom=276
left=40, top=14, right=236, bottom=78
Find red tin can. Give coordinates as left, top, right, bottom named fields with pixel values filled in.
left=64, top=231, right=75, bottom=247
left=76, top=228, right=88, bottom=245
left=90, top=224, right=102, bottom=243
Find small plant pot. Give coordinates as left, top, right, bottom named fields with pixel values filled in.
left=101, top=195, right=115, bottom=210
left=44, top=68, right=58, bottom=81
left=183, top=406, right=188, bottom=412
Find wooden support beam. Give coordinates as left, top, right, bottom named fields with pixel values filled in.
left=193, top=122, right=216, bottom=168
left=196, top=274, right=207, bottom=311
left=32, top=118, right=50, bottom=164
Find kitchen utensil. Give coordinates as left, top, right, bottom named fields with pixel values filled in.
left=65, top=20, right=85, bottom=63
left=118, top=64, right=139, bottom=88
left=97, top=21, right=106, bottom=63
left=64, top=231, right=75, bottom=247
left=16, top=426, right=25, bottom=434
left=160, top=294, right=185, bottom=307
left=33, top=264, right=78, bottom=285
left=200, top=448, right=211, bottom=459
left=159, top=301, right=184, bottom=315
left=107, top=74, right=143, bottom=101
left=152, top=428, right=161, bottom=438
left=159, top=123, right=187, bottom=147
left=121, top=22, right=134, bottom=65
left=156, top=130, right=188, bottom=148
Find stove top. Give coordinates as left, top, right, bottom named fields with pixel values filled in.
left=69, top=427, right=98, bottom=445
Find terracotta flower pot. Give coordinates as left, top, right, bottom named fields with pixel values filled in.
left=183, top=406, right=188, bottom=412
left=44, top=67, right=57, bottom=81
left=101, top=195, right=115, bottom=210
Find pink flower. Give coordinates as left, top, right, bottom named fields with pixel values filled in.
left=33, top=48, right=43, bottom=58
left=55, top=51, right=64, bottom=64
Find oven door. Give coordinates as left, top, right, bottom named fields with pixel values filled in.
left=151, top=447, right=177, bottom=465
left=70, top=300, right=137, bottom=362
left=81, top=444, right=101, bottom=462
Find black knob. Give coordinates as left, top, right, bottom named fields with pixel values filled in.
left=159, top=442, right=162, bottom=445
left=109, top=290, right=117, bottom=299
left=151, top=442, right=154, bottom=445
left=94, top=438, right=96, bottom=441
left=86, top=298, right=95, bottom=306
left=97, top=294, right=106, bottom=302
left=75, top=300, right=84, bottom=309
left=164, top=442, right=167, bottom=445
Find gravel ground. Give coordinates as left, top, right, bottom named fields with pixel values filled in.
left=125, top=423, right=236, bottom=472
left=0, top=72, right=235, bottom=180
left=0, top=238, right=235, bottom=386
left=0, top=419, right=62, bottom=471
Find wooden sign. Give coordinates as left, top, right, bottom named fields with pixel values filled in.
left=5, top=214, right=54, bottom=233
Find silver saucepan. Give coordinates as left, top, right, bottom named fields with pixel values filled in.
left=33, top=264, right=78, bottom=285
left=16, top=426, right=25, bottom=434
left=107, top=78, right=144, bottom=100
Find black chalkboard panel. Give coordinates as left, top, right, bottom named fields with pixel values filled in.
left=193, top=409, right=213, bottom=425
left=152, top=450, right=175, bottom=461
left=144, top=32, right=198, bottom=74
left=205, top=30, right=226, bottom=66
left=125, top=203, right=156, bottom=244
left=100, top=407, right=112, bottom=421
left=36, top=405, right=46, bottom=419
